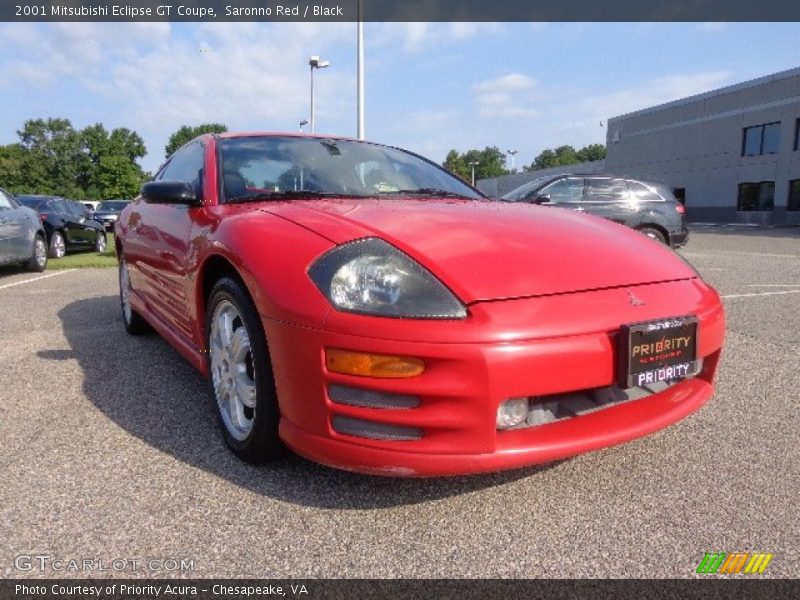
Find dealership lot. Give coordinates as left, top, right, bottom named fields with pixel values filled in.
left=0, top=228, right=797, bottom=578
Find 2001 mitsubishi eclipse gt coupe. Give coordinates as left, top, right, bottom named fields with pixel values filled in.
left=115, top=133, right=725, bottom=476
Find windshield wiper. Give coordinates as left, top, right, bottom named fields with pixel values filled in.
left=226, top=190, right=365, bottom=203
left=378, top=188, right=475, bottom=199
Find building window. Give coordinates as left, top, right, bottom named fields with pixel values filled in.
left=789, top=180, right=800, bottom=211
left=737, top=182, right=775, bottom=211
left=742, top=122, right=781, bottom=156
left=795, top=119, right=799, bottom=151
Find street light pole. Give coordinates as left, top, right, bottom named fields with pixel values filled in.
left=309, top=56, right=330, bottom=134
left=507, top=149, right=519, bottom=171
left=357, top=0, right=365, bottom=140
left=469, top=160, right=480, bottom=186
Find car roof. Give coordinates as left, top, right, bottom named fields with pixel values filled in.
left=215, top=131, right=358, bottom=142
left=528, top=173, right=672, bottom=187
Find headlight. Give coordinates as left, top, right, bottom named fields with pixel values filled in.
left=308, top=238, right=467, bottom=319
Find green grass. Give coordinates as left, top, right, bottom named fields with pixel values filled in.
left=47, top=233, right=118, bottom=270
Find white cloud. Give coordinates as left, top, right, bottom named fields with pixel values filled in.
left=471, top=73, right=538, bottom=118
left=370, top=22, right=502, bottom=54
left=697, top=22, right=726, bottom=33
left=570, top=71, right=732, bottom=123
left=0, top=22, right=357, bottom=169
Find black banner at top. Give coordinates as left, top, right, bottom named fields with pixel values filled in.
left=4, top=0, right=800, bottom=22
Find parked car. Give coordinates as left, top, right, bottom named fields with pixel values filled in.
left=500, top=174, right=689, bottom=247
left=81, top=200, right=101, bottom=214
left=92, top=199, right=129, bottom=231
left=0, top=187, right=48, bottom=271
left=116, top=133, right=724, bottom=476
left=16, top=195, right=106, bottom=258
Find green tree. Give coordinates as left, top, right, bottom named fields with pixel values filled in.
left=93, top=155, right=144, bottom=199
left=165, top=123, right=227, bottom=157
left=524, top=143, right=606, bottom=172
left=3, top=118, right=147, bottom=199
left=0, top=144, right=26, bottom=192
left=443, top=146, right=509, bottom=182
left=17, top=118, right=83, bottom=196
left=576, top=143, right=607, bottom=162
left=79, top=123, right=147, bottom=198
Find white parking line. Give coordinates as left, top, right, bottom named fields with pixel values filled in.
left=746, top=284, right=800, bottom=287
left=721, top=290, right=800, bottom=299
left=0, top=269, right=76, bottom=291
left=683, top=251, right=799, bottom=259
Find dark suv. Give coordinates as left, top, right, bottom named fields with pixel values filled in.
left=500, top=174, right=688, bottom=247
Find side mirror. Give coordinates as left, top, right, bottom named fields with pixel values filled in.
left=533, top=194, right=551, bottom=204
left=141, top=181, right=200, bottom=205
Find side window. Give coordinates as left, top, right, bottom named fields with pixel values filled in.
left=0, top=189, right=12, bottom=209
left=159, top=142, right=204, bottom=195
left=585, top=178, right=628, bottom=202
left=540, top=178, right=584, bottom=203
left=627, top=181, right=663, bottom=202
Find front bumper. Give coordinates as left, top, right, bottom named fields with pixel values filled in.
left=264, top=279, right=725, bottom=476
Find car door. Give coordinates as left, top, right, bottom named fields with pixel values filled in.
left=65, top=200, right=97, bottom=245
left=0, top=189, right=14, bottom=263
left=126, top=141, right=205, bottom=340
left=2, top=190, right=37, bottom=260
left=48, top=199, right=84, bottom=247
left=582, top=178, right=635, bottom=225
left=536, top=177, right=586, bottom=211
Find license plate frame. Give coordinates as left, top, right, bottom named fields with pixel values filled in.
left=618, top=315, right=698, bottom=388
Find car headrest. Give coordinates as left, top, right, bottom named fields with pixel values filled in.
left=224, top=173, right=247, bottom=200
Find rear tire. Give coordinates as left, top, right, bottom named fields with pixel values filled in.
left=119, top=255, right=151, bottom=335
left=25, top=234, right=48, bottom=272
left=48, top=231, right=66, bottom=258
left=206, top=277, right=285, bottom=463
left=638, top=226, right=667, bottom=244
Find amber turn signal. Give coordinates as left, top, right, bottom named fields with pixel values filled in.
left=325, top=348, right=425, bottom=378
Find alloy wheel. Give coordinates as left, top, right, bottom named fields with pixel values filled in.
left=210, top=300, right=257, bottom=441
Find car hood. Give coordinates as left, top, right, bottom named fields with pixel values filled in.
left=262, top=198, right=695, bottom=303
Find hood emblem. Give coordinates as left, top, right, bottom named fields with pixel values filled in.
left=627, top=290, right=646, bottom=306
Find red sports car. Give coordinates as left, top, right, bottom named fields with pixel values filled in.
left=115, top=133, right=725, bottom=476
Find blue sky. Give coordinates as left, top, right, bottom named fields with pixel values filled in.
left=0, top=22, right=798, bottom=175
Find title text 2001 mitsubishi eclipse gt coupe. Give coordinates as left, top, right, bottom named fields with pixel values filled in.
left=115, top=133, right=725, bottom=476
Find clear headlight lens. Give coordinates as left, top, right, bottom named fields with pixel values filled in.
left=309, top=238, right=467, bottom=319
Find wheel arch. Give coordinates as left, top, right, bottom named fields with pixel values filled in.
left=196, top=253, right=255, bottom=349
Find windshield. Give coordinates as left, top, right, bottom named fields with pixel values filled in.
left=218, top=136, right=482, bottom=202
left=64, top=201, right=88, bottom=216
left=17, top=196, right=54, bottom=209
left=98, top=200, right=128, bottom=211
left=500, top=177, right=553, bottom=202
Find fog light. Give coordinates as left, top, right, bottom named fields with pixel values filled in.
left=326, top=348, right=425, bottom=378
left=496, top=397, right=529, bottom=430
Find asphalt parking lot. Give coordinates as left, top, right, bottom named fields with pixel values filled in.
left=0, top=227, right=798, bottom=579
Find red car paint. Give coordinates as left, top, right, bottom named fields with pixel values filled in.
left=116, top=133, right=725, bottom=476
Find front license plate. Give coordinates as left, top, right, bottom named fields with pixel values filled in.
left=618, top=316, right=698, bottom=388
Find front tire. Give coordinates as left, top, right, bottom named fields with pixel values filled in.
left=49, top=231, right=66, bottom=258
left=119, top=256, right=151, bottom=335
left=206, top=277, right=284, bottom=462
left=26, top=234, right=48, bottom=272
